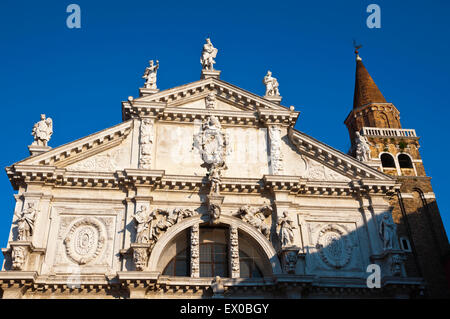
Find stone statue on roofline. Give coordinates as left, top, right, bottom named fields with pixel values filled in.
left=263, top=70, right=280, bottom=97
left=143, top=60, right=159, bottom=89
left=32, top=114, right=53, bottom=147
left=200, top=38, right=218, bottom=71
left=353, top=131, right=371, bottom=162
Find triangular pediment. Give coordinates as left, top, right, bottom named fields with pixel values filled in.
left=287, top=127, right=393, bottom=181
left=129, top=77, right=290, bottom=112
left=12, top=120, right=133, bottom=168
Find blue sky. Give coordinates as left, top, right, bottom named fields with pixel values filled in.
left=0, top=0, right=449, bottom=265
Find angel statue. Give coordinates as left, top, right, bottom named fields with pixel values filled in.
left=31, top=114, right=53, bottom=146
left=200, top=38, right=218, bottom=71
left=263, top=71, right=280, bottom=96
left=142, top=60, right=159, bottom=89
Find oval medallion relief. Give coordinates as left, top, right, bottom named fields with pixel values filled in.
left=64, top=217, right=106, bottom=265
left=316, top=224, right=353, bottom=269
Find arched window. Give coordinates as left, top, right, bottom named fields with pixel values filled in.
left=398, top=154, right=413, bottom=168
left=199, top=243, right=228, bottom=277
left=161, top=225, right=266, bottom=278
left=239, top=250, right=263, bottom=278
left=381, top=153, right=396, bottom=168
left=163, top=248, right=189, bottom=276
left=379, top=112, right=390, bottom=128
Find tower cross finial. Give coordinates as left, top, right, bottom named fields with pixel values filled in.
left=353, top=39, right=363, bottom=61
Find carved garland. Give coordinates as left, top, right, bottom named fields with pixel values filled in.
left=64, top=217, right=106, bottom=265
left=316, top=224, right=353, bottom=269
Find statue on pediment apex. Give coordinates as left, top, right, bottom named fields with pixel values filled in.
left=201, top=38, right=218, bottom=71
left=31, top=114, right=53, bottom=147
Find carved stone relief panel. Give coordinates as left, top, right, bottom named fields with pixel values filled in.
left=66, top=138, right=131, bottom=172
left=63, top=217, right=106, bottom=265
left=268, top=125, right=284, bottom=175
left=139, top=118, right=154, bottom=169
left=53, top=212, right=116, bottom=272
left=306, top=221, right=363, bottom=274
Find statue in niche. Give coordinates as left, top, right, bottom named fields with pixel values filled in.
left=379, top=213, right=397, bottom=250
left=263, top=70, right=280, bottom=96
left=353, top=131, right=371, bottom=162
left=200, top=38, right=218, bottom=71
left=133, top=205, right=154, bottom=244
left=277, top=211, right=295, bottom=247
left=16, top=203, right=37, bottom=241
left=31, top=114, right=53, bottom=146
left=142, top=60, right=159, bottom=89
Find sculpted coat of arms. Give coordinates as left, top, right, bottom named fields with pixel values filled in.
left=193, top=115, right=229, bottom=167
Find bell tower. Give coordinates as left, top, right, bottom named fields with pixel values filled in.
left=344, top=49, right=424, bottom=177
left=344, top=48, right=450, bottom=298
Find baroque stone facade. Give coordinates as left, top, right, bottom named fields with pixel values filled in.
left=0, top=43, right=448, bottom=299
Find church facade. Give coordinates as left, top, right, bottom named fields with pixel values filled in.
left=1, top=40, right=449, bottom=299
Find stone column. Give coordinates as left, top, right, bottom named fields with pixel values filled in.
left=190, top=224, right=200, bottom=278
left=229, top=225, right=240, bottom=278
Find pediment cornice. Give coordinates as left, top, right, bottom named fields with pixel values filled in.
left=122, top=78, right=300, bottom=126
left=288, top=127, right=394, bottom=182
left=11, top=121, right=133, bottom=169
